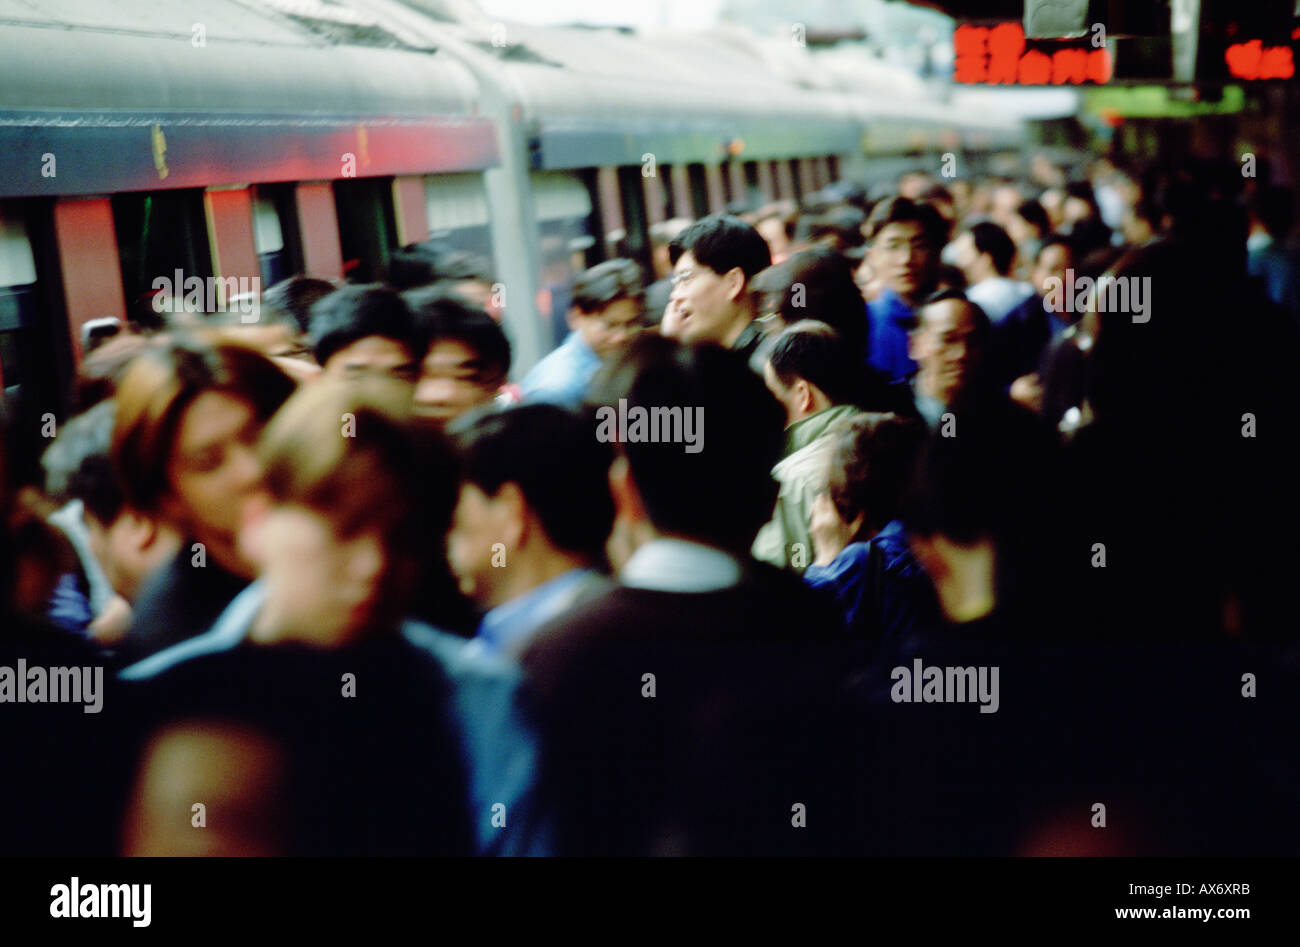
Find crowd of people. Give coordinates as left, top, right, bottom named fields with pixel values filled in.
left=3, top=150, right=1299, bottom=856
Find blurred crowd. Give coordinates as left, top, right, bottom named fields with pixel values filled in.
left=3, top=149, right=1299, bottom=857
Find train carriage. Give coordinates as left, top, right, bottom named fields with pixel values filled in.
left=0, top=0, right=1023, bottom=447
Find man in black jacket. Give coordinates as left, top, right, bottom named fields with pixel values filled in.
left=522, top=337, right=861, bottom=856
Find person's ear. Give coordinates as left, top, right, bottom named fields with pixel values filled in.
left=724, top=266, right=746, bottom=303
left=494, top=482, right=528, bottom=550
left=608, top=454, right=647, bottom=527
left=794, top=378, right=814, bottom=415
left=565, top=307, right=582, bottom=332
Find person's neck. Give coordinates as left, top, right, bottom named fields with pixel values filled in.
left=720, top=306, right=754, bottom=348
left=484, top=546, right=586, bottom=611
left=625, top=523, right=738, bottom=559
left=249, top=603, right=383, bottom=649
left=790, top=394, right=833, bottom=426
left=916, top=369, right=948, bottom=405
left=936, top=543, right=997, bottom=624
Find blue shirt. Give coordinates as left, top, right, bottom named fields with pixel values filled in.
left=520, top=330, right=603, bottom=408
left=803, top=521, right=934, bottom=649
left=1248, top=237, right=1300, bottom=321
left=119, top=581, right=553, bottom=856
left=474, top=568, right=601, bottom=659
left=866, top=290, right=917, bottom=384
left=46, top=572, right=94, bottom=639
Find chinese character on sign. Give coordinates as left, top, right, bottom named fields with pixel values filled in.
left=1224, top=39, right=1295, bottom=80
left=954, top=21, right=1111, bottom=85
left=954, top=23, right=989, bottom=83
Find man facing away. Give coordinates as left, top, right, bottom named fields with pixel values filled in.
left=521, top=336, right=855, bottom=856
left=951, top=221, right=1035, bottom=324
left=752, top=321, right=863, bottom=571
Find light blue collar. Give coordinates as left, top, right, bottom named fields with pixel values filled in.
left=620, top=538, right=742, bottom=593
left=476, top=568, right=596, bottom=656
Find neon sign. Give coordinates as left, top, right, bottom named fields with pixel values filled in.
left=1223, top=39, right=1295, bottom=80
left=954, top=22, right=1111, bottom=85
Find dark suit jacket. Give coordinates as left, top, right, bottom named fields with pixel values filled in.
left=520, top=560, right=867, bottom=855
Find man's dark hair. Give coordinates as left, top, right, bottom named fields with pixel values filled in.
left=66, top=453, right=125, bottom=527
left=865, top=196, right=948, bottom=250
left=669, top=214, right=771, bottom=282
left=451, top=404, right=614, bottom=564
left=442, top=251, right=495, bottom=284
left=919, top=183, right=954, bottom=207
left=1065, top=179, right=1099, bottom=210
left=810, top=206, right=867, bottom=250
left=968, top=221, right=1017, bottom=277
left=386, top=248, right=442, bottom=291
left=1015, top=199, right=1050, bottom=236
left=1248, top=185, right=1295, bottom=242
left=1036, top=234, right=1077, bottom=264
left=587, top=335, right=784, bottom=553
left=406, top=291, right=511, bottom=384
left=262, top=276, right=338, bottom=335
left=826, top=412, right=925, bottom=538
left=1130, top=194, right=1163, bottom=235
left=767, top=321, right=859, bottom=408
left=909, top=291, right=992, bottom=348
left=309, top=285, right=420, bottom=368
left=750, top=247, right=867, bottom=356
left=572, top=259, right=645, bottom=315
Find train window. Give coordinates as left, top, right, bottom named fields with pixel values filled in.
left=112, top=190, right=212, bottom=324
left=532, top=171, right=597, bottom=351
left=1, top=201, right=71, bottom=475
left=827, top=155, right=841, bottom=184
left=743, top=161, right=762, bottom=202
left=657, top=165, right=678, bottom=220
left=332, top=178, right=397, bottom=284
left=733, top=160, right=759, bottom=209
left=595, top=168, right=625, bottom=259
left=617, top=166, right=652, bottom=280
left=0, top=206, right=38, bottom=402
left=775, top=160, right=796, bottom=203
left=423, top=172, right=495, bottom=267
left=687, top=164, right=709, bottom=218
left=642, top=171, right=668, bottom=228
left=252, top=185, right=299, bottom=287
left=787, top=159, right=804, bottom=203
left=0, top=209, right=36, bottom=289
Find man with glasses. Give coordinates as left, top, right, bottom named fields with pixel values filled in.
left=521, top=258, right=645, bottom=409
left=664, top=213, right=772, bottom=366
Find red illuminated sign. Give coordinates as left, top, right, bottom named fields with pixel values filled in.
left=1224, top=39, right=1295, bottom=80
left=954, top=22, right=1111, bottom=85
